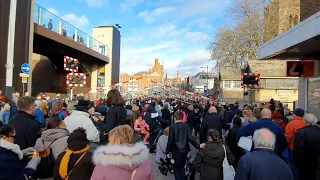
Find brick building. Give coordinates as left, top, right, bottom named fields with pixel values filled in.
left=300, top=0, right=320, bottom=21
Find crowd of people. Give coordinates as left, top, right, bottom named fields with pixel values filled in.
left=0, top=88, right=320, bottom=180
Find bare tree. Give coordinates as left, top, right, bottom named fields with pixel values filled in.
left=210, top=0, right=299, bottom=68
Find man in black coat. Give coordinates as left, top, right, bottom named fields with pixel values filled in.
left=8, top=96, right=41, bottom=150
left=200, top=106, right=222, bottom=144
left=294, top=113, right=320, bottom=180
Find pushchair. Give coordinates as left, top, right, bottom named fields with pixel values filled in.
left=148, top=122, right=163, bottom=153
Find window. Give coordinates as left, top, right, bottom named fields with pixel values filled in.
left=120, top=77, right=122, bottom=80
left=234, top=81, right=241, bottom=88
left=158, top=78, right=161, bottom=82
left=125, top=77, right=128, bottom=81
left=289, top=15, right=293, bottom=28
left=294, top=15, right=299, bottom=26
left=224, top=81, right=231, bottom=88
left=130, top=78, right=132, bottom=80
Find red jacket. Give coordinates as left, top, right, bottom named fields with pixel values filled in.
left=285, top=116, right=306, bottom=149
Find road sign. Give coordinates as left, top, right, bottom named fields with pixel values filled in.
left=19, top=73, right=29, bottom=77
left=21, top=63, right=30, bottom=74
left=22, top=77, right=28, bottom=84
left=286, top=61, right=303, bottom=77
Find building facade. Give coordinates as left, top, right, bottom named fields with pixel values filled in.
left=264, top=0, right=300, bottom=42
left=93, top=26, right=121, bottom=91
left=258, top=2, right=320, bottom=118
left=119, top=58, right=164, bottom=92
left=220, top=60, right=299, bottom=109
left=191, top=72, right=216, bottom=94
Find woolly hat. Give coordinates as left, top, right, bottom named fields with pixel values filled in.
left=67, top=128, right=89, bottom=151
left=293, top=108, right=305, bottom=117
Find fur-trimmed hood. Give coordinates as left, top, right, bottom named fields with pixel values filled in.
left=93, top=142, right=149, bottom=171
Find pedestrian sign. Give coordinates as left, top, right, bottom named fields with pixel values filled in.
left=21, top=63, right=30, bottom=74
left=22, top=77, right=28, bottom=84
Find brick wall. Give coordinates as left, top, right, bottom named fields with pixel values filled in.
left=300, top=0, right=320, bottom=21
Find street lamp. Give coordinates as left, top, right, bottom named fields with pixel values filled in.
left=200, top=65, right=209, bottom=93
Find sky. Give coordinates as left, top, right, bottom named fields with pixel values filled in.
left=35, top=0, right=231, bottom=77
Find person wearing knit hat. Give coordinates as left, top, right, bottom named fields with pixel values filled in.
left=285, top=108, right=306, bottom=179
left=53, top=128, right=94, bottom=180
left=293, top=108, right=304, bottom=117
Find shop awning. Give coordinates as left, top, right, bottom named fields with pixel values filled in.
left=258, top=11, right=320, bottom=60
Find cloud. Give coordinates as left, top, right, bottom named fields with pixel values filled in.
left=152, top=24, right=188, bottom=39
left=120, top=0, right=144, bottom=11
left=83, top=0, right=106, bottom=8
left=176, top=49, right=212, bottom=76
left=178, top=0, right=231, bottom=19
left=61, top=14, right=90, bottom=29
left=188, top=17, right=213, bottom=30
left=184, top=32, right=208, bottom=43
left=138, top=6, right=175, bottom=24
left=47, top=8, right=59, bottom=16
left=125, top=42, right=172, bottom=54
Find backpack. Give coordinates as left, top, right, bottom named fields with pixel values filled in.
left=34, top=139, right=58, bottom=178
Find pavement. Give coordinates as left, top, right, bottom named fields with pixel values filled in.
left=149, top=143, right=200, bottom=180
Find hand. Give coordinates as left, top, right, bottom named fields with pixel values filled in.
left=22, top=147, right=34, bottom=156
left=200, top=143, right=206, bottom=149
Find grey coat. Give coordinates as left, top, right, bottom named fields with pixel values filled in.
left=35, top=128, right=69, bottom=159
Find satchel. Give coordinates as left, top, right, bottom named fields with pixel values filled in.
left=222, top=144, right=235, bottom=180
left=34, top=139, right=58, bottom=178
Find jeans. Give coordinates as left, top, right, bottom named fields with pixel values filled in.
left=173, top=152, right=187, bottom=180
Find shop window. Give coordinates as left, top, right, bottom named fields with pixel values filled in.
left=224, top=81, right=231, bottom=88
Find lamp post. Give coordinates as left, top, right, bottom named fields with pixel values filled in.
left=200, top=65, right=209, bottom=93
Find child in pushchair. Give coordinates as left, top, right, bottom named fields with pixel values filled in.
left=134, top=116, right=150, bottom=144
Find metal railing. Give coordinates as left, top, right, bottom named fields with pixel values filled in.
left=34, top=3, right=108, bottom=57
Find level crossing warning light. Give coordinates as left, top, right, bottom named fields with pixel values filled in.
left=66, top=73, right=86, bottom=87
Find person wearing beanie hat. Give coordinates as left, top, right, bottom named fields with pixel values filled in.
left=54, top=128, right=94, bottom=180
left=285, top=108, right=306, bottom=179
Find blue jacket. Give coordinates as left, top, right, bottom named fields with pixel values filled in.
left=1, top=111, right=10, bottom=124
left=235, top=148, right=293, bottom=180
left=226, top=108, right=236, bottom=123
left=237, top=118, right=287, bottom=156
left=0, top=147, right=35, bottom=180
left=34, top=108, right=46, bottom=128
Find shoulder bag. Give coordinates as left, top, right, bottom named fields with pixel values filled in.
left=222, top=144, right=235, bottom=180
left=64, top=152, right=87, bottom=180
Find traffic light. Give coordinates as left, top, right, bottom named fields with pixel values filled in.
left=64, top=56, right=79, bottom=72
left=242, top=74, right=260, bottom=85
left=66, top=73, right=86, bottom=87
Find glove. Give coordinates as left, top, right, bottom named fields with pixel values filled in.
left=26, top=157, right=41, bottom=170
left=22, top=147, right=34, bottom=156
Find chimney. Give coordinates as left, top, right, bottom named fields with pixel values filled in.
left=155, top=58, right=159, bottom=64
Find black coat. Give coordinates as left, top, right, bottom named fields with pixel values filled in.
left=166, top=122, right=199, bottom=154
left=200, top=113, right=222, bottom=144
left=227, top=126, right=244, bottom=167
left=54, top=152, right=94, bottom=180
left=187, top=110, right=196, bottom=128
left=196, top=142, right=235, bottom=180
left=161, top=108, right=171, bottom=122
left=8, top=111, right=41, bottom=150
left=96, top=105, right=128, bottom=144
left=235, top=148, right=293, bottom=180
left=294, top=125, right=320, bottom=180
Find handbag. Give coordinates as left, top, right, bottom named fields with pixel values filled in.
left=131, top=168, right=137, bottom=180
left=35, top=139, right=59, bottom=178
left=222, top=144, right=235, bottom=180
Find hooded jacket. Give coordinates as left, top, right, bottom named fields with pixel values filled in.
left=64, top=110, right=100, bottom=142
left=34, top=128, right=69, bottom=159
left=196, top=142, right=235, bottom=180
left=91, top=143, right=154, bottom=180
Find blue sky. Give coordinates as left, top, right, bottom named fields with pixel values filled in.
left=35, top=0, right=231, bottom=77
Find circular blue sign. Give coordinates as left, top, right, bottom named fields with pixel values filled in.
left=21, top=63, right=30, bottom=74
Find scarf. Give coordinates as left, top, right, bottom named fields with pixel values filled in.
left=0, top=139, right=23, bottom=160
left=59, top=145, right=90, bottom=179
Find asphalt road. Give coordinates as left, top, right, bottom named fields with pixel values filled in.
left=149, top=143, right=200, bottom=180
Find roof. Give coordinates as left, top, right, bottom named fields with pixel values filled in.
left=248, top=60, right=286, bottom=77
left=220, top=68, right=242, bottom=80
left=120, top=73, right=131, bottom=77
left=134, top=71, right=149, bottom=76
left=149, top=72, right=161, bottom=77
